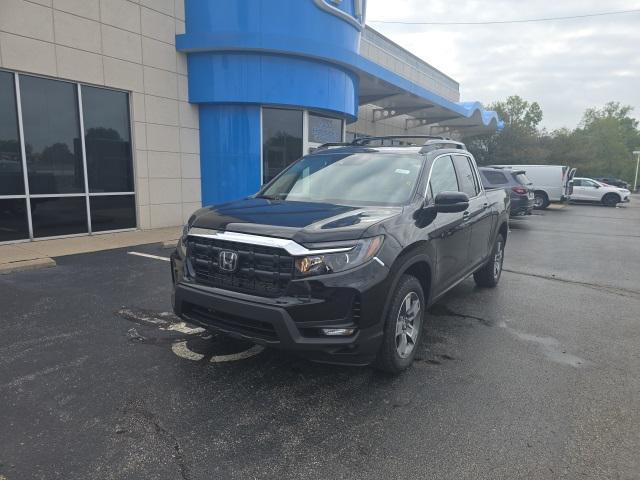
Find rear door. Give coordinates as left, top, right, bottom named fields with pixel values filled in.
left=453, top=155, right=494, bottom=268
left=565, top=168, right=577, bottom=197
left=428, top=155, right=473, bottom=294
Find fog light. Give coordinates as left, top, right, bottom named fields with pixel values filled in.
left=321, top=328, right=356, bottom=336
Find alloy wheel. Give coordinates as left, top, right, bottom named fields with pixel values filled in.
left=494, top=240, right=504, bottom=280
left=395, top=292, right=421, bottom=359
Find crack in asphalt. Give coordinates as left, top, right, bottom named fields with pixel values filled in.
left=503, top=269, right=640, bottom=299
left=133, top=409, right=192, bottom=480
left=428, top=304, right=494, bottom=326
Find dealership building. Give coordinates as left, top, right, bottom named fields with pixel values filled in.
left=0, top=0, right=502, bottom=243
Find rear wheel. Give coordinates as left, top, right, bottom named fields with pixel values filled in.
left=374, top=274, right=425, bottom=374
left=602, top=193, right=620, bottom=207
left=533, top=191, right=549, bottom=210
left=473, top=234, right=505, bottom=288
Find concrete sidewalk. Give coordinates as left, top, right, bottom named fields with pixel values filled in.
left=0, top=227, right=181, bottom=274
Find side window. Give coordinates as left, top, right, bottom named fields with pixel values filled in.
left=429, top=156, right=459, bottom=198
left=453, top=155, right=479, bottom=197
left=583, top=179, right=598, bottom=187
left=572, top=179, right=582, bottom=187
left=483, top=170, right=508, bottom=185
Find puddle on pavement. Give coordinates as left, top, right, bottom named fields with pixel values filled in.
left=498, top=321, right=590, bottom=368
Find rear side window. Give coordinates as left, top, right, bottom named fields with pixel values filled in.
left=452, top=155, right=479, bottom=197
left=429, top=156, right=459, bottom=197
left=483, top=170, right=508, bottom=185
left=513, top=173, right=532, bottom=185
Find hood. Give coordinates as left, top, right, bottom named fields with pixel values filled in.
left=190, top=197, right=402, bottom=243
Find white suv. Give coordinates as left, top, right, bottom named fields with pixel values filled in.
left=569, top=177, right=631, bottom=207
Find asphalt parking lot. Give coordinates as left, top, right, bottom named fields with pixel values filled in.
left=1, top=198, right=639, bottom=480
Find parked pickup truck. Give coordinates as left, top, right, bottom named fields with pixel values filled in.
left=171, top=136, right=510, bottom=373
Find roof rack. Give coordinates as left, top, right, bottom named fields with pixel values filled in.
left=352, top=135, right=446, bottom=146
left=314, top=142, right=354, bottom=151
left=419, top=139, right=466, bottom=153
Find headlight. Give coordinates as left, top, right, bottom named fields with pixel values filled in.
left=295, top=236, right=383, bottom=277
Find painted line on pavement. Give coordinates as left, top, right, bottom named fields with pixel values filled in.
left=127, top=251, right=171, bottom=262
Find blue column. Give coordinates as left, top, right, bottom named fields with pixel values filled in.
left=177, top=0, right=366, bottom=205
left=199, top=105, right=261, bottom=205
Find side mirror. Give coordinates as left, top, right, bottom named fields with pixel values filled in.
left=434, top=191, right=470, bottom=213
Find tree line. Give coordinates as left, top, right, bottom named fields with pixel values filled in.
left=466, top=96, right=640, bottom=184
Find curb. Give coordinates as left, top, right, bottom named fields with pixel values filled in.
left=0, top=257, right=57, bottom=275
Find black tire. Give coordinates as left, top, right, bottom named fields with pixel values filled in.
left=374, top=274, right=425, bottom=374
left=533, top=191, right=550, bottom=210
left=602, top=193, right=620, bottom=207
left=473, top=234, right=505, bottom=288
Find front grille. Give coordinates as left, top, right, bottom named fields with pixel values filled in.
left=184, top=303, right=278, bottom=341
left=186, top=236, right=294, bottom=297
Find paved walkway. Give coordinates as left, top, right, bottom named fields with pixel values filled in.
left=0, top=227, right=181, bottom=274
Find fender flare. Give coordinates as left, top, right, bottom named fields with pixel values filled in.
left=379, top=251, right=435, bottom=328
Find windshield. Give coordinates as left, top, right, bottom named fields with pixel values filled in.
left=258, top=152, right=424, bottom=206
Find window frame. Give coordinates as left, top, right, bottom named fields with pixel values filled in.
left=452, top=154, right=481, bottom=198
left=427, top=154, right=460, bottom=201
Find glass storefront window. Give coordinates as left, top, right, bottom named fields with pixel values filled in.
left=81, top=86, right=134, bottom=193
left=90, top=195, right=136, bottom=232
left=0, top=71, right=24, bottom=196
left=308, top=113, right=343, bottom=144
left=30, top=197, right=88, bottom=238
left=262, top=108, right=303, bottom=183
left=0, top=69, right=137, bottom=242
left=20, top=75, right=84, bottom=195
left=0, top=199, right=29, bottom=242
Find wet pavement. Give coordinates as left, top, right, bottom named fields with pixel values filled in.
left=1, top=199, right=639, bottom=479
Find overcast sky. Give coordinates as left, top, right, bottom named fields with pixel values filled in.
left=367, top=0, right=640, bottom=130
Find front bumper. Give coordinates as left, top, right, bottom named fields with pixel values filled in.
left=171, top=252, right=390, bottom=365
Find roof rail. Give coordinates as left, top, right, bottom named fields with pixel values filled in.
left=352, top=135, right=446, bottom=146
left=314, top=142, right=354, bottom=151
left=419, top=139, right=467, bottom=154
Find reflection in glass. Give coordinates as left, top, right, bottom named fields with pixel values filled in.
left=90, top=195, right=136, bottom=232
left=30, top=197, right=87, bottom=238
left=0, top=199, right=29, bottom=242
left=82, top=86, right=134, bottom=193
left=309, top=114, right=342, bottom=144
left=20, top=75, right=84, bottom=195
left=0, top=71, right=24, bottom=195
left=262, top=108, right=303, bottom=183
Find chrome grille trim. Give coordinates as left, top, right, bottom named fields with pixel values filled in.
left=187, top=228, right=353, bottom=256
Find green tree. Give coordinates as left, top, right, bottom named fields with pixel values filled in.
left=467, top=98, right=640, bottom=184
left=467, top=95, right=546, bottom=166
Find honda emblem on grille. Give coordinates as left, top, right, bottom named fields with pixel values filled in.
left=218, top=250, right=239, bottom=272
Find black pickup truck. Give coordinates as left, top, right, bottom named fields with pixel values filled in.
left=171, top=136, right=509, bottom=373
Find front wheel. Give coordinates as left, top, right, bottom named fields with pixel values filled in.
left=473, top=234, right=505, bottom=288
left=602, top=193, right=620, bottom=207
left=374, top=274, right=425, bottom=374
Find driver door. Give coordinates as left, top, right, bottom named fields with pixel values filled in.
left=427, top=155, right=473, bottom=296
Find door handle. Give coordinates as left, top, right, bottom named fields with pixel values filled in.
left=483, top=203, right=489, bottom=209
left=463, top=211, right=470, bottom=217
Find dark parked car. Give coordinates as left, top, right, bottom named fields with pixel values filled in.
left=171, top=136, right=510, bottom=373
left=595, top=177, right=630, bottom=189
left=479, top=167, right=534, bottom=216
